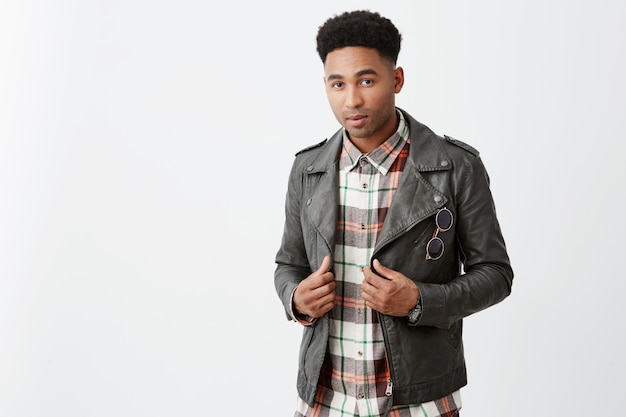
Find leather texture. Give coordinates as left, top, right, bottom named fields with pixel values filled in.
left=274, top=109, right=513, bottom=406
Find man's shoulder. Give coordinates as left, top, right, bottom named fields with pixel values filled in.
left=441, top=135, right=480, bottom=157
left=292, top=128, right=343, bottom=165
left=401, top=109, right=480, bottom=158
left=295, top=139, right=328, bottom=157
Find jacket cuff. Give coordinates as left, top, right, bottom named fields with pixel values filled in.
left=412, top=282, right=446, bottom=328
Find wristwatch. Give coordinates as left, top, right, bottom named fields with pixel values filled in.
left=407, top=295, right=422, bottom=326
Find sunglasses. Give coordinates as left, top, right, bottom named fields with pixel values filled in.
left=425, top=207, right=453, bottom=260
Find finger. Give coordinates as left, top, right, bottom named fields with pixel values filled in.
left=361, top=278, right=380, bottom=299
left=319, top=300, right=335, bottom=316
left=316, top=279, right=336, bottom=297
left=360, top=283, right=368, bottom=296
left=360, top=288, right=372, bottom=304
left=314, top=294, right=336, bottom=316
left=362, top=267, right=383, bottom=288
left=316, top=256, right=331, bottom=275
left=362, top=266, right=377, bottom=282
left=372, top=259, right=393, bottom=280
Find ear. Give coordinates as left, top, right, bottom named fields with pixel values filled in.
left=393, top=67, right=405, bottom=93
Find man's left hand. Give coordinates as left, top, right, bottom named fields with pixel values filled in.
left=361, top=259, right=419, bottom=317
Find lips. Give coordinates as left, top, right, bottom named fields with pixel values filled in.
left=346, top=114, right=367, bottom=127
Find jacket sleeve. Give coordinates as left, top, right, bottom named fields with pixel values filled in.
left=417, top=154, right=513, bottom=329
left=274, top=158, right=314, bottom=320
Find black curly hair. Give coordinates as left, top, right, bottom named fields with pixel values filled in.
left=316, top=10, right=402, bottom=65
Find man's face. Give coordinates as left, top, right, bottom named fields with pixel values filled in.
left=323, top=46, right=404, bottom=152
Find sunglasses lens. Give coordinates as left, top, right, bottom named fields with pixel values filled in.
left=436, top=209, right=453, bottom=231
left=426, top=237, right=444, bottom=260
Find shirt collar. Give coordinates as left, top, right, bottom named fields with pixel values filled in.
left=340, top=110, right=410, bottom=175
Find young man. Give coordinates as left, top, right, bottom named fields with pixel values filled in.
left=274, top=10, right=513, bottom=417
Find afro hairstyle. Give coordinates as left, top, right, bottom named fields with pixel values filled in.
left=316, top=10, right=402, bottom=64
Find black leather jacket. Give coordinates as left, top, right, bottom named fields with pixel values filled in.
left=275, top=109, right=513, bottom=408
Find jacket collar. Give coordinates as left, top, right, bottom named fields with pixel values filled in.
left=303, top=108, right=452, bottom=254
left=304, top=108, right=452, bottom=174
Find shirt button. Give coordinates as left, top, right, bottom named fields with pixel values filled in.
left=441, top=160, right=449, bottom=167
left=434, top=195, right=442, bottom=203
left=357, top=351, right=363, bottom=357
left=357, top=308, right=363, bottom=314
left=360, top=224, right=366, bottom=230
left=358, top=392, right=365, bottom=399
left=306, top=166, right=314, bottom=172
left=362, top=183, right=368, bottom=189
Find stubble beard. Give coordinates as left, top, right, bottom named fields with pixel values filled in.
left=342, top=106, right=395, bottom=142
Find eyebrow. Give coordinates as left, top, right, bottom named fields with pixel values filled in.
left=326, top=68, right=379, bottom=82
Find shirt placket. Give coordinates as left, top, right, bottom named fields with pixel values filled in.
left=354, top=156, right=377, bottom=409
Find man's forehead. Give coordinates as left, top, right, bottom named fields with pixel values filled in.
left=323, top=47, right=388, bottom=75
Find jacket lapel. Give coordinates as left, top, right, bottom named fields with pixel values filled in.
left=375, top=111, right=451, bottom=252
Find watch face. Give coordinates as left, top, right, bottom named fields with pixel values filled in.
left=408, top=307, right=421, bottom=322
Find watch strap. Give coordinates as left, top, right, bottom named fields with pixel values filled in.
left=407, top=294, right=423, bottom=326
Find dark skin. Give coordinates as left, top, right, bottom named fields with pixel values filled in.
left=293, top=257, right=419, bottom=319
left=292, top=256, right=336, bottom=318
left=361, top=259, right=419, bottom=317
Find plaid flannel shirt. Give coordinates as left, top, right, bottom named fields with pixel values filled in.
left=295, top=112, right=461, bottom=417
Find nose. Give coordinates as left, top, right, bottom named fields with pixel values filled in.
left=345, top=85, right=364, bottom=109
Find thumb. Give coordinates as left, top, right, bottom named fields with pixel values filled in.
left=372, top=259, right=391, bottom=279
left=316, top=255, right=331, bottom=274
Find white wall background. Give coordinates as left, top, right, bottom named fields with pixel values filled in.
left=1, top=1, right=625, bottom=416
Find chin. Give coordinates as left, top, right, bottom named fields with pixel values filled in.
left=346, top=127, right=371, bottom=140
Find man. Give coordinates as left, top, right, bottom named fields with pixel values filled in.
left=274, top=10, right=513, bottom=417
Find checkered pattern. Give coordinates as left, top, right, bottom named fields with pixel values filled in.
left=295, top=112, right=461, bottom=417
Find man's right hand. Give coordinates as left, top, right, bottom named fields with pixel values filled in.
left=293, top=256, right=336, bottom=319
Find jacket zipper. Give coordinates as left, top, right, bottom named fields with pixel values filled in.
left=379, top=312, right=394, bottom=398
left=385, top=379, right=393, bottom=397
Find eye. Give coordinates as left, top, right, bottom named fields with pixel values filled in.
left=331, top=81, right=344, bottom=89
left=360, top=79, right=373, bottom=86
